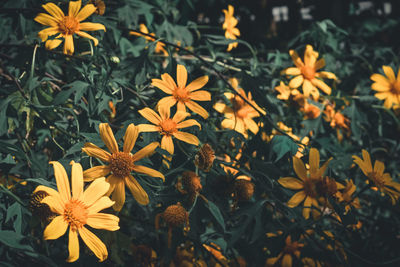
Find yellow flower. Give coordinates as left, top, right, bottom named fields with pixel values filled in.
left=370, top=65, right=400, bottom=109
left=266, top=235, right=304, bottom=267
left=278, top=148, right=335, bottom=219
left=130, top=24, right=168, bottom=56
left=222, top=5, right=240, bottom=51
left=34, top=0, right=106, bottom=55
left=275, top=81, right=300, bottom=100
left=33, top=161, right=119, bottom=262
left=152, top=64, right=210, bottom=119
left=336, top=179, right=361, bottom=213
left=352, top=149, right=400, bottom=204
left=214, top=78, right=264, bottom=138
left=323, top=103, right=351, bottom=142
left=138, top=106, right=201, bottom=158
left=82, top=123, right=164, bottom=211
left=282, top=45, right=337, bottom=99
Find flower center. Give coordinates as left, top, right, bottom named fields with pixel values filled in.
left=303, top=179, right=317, bottom=198
left=159, top=119, right=177, bottom=136
left=232, top=96, right=245, bottom=111
left=301, top=66, right=316, bottom=80
left=235, top=107, right=248, bottom=119
left=110, top=152, right=134, bottom=178
left=284, top=241, right=301, bottom=255
left=173, top=87, right=190, bottom=102
left=368, top=171, right=385, bottom=189
left=64, top=199, right=88, bottom=231
left=392, top=81, right=400, bottom=94
left=59, top=16, right=80, bottom=35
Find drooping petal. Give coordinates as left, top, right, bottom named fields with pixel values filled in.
left=38, top=27, right=59, bottom=41
left=42, top=3, right=65, bottom=20
left=152, top=78, right=174, bottom=94
left=382, top=66, right=396, bottom=82
left=177, top=65, right=188, bottom=88
left=186, top=76, right=209, bottom=92
left=138, top=124, right=159, bottom=132
left=302, top=79, right=314, bottom=97
left=45, top=39, right=63, bottom=50
left=63, top=34, right=74, bottom=55
left=314, top=58, right=325, bottom=70
left=111, top=180, right=125, bottom=211
left=302, top=196, right=312, bottom=219
left=157, top=96, right=177, bottom=110
left=139, top=108, right=162, bottom=125
left=161, top=136, right=174, bottom=156
left=82, top=142, right=111, bottom=162
left=66, top=229, right=79, bottom=263
left=83, top=177, right=110, bottom=207
left=34, top=13, right=59, bottom=27
left=78, top=227, right=108, bottom=262
left=123, top=124, right=139, bottom=153
left=99, top=123, right=119, bottom=154
left=79, top=22, right=106, bottom=32
left=287, top=191, right=306, bottom=208
left=83, top=165, right=111, bottom=181
left=282, top=254, right=293, bottom=267
left=311, top=78, right=332, bottom=95
left=50, top=161, right=71, bottom=202
left=131, top=142, right=159, bottom=162
left=87, top=213, right=120, bottom=231
left=278, top=177, right=304, bottom=190
left=68, top=0, right=81, bottom=17
left=124, top=175, right=149, bottom=205
left=243, top=117, right=259, bottom=134
left=87, top=196, right=115, bottom=214
left=176, top=119, right=201, bottom=129
left=43, top=215, right=68, bottom=240
left=76, top=4, right=97, bottom=22
left=185, top=100, right=209, bottom=119
left=71, top=161, right=83, bottom=200
left=292, top=157, right=307, bottom=181
left=189, top=90, right=211, bottom=101
left=132, top=166, right=164, bottom=180
left=319, top=157, right=332, bottom=178
left=75, top=31, right=99, bottom=46
left=289, top=50, right=304, bottom=68
left=105, top=175, right=118, bottom=196
left=316, top=71, right=337, bottom=80
left=173, top=131, right=199, bottom=146
left=33, top=185, right=59, bottom=197
left=309, top=148, right=320, bottom=177
left=289, top=75, right=304, bottom=89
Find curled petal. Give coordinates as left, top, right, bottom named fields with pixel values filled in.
left=78, top=227, right=108, bottom=262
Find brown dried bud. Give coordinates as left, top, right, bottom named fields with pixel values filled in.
left=163, top=203, right=188, bottom=228
left=234, top=179, right=255, bottom=201
left=194, top=144, right=215, bottom=172
left=89, top=0, right=106, bottom=15
left=30, top=191, right=56, bottom=224
left=181, top=171, right=202, bottom=194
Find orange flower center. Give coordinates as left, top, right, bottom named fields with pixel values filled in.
left=392, top=81, right=400, bottom=94
left=303, top=105, right=321, bottom=119
left=59, top=16, right=80, bottom=35
left=159, top=119, right=177, bottom=136
left=232, top=96, right=246, bottom=111
left=235, top=107, right=249, bottom=119
left=301, top=66, right=316, bottom=80
left=303, top=179, right=317, bottom=198
left=173, top=87, right=190, bottom=102
left=368, top=171, right=385, bottom=189
left=64, top=199, right=88, bottom=231
left=110, top=152, right=134, bottom=178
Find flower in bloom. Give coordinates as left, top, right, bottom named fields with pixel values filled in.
left=336, top=179, right=361, bottom=213
left=222, top=5, right=240, bottom=51
left=266, top=235, right=304, bottom=267
left=352, top=149, right=400, bottom=204
left=323, top=103, right=350, bottom=142
left=33, top=161, right=119, bottom=262
left=138, top=106, right=201, bottom=158
left=214, top=78, right=265, bottom=138
left=130, top=24, right=168, bottom=56
left=278, top=148, right=341, bottom=219
left=370, top=65, right=400, bottom=109
left=275, top=81, right=300, bottom=101
left=82, top=123, right=164, bottom=211
left=34, top=0, right=106, bottom=55
left=152, top=65, right=210, bottom=119
left=282, top=45, right=337, bottom=100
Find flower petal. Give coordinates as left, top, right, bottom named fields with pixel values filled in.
left=161, top=73, right=178, bottom=90
left=83, top=177, right=110, bottom=207
left=176, top=119, right=201, bottom=129
left=282, top=254, right=292, bottom=267
left=132, top=166, right=164, bottom=180
left=87, top=213, right=120, bottom=231
left=289, top=75, right=304, bottom=89
left=75, top=31, right=99, bottom=46
left=78, top=227, right=108, bottom=262
left=158, top=105, right=170, bottom=120
left=189, top=90, right=211, bottom=101
left=42, top=195, right=64, bottom=214
left=243, top=117, right=259, bottom=134
left=138, top=124, right=159, bottom=132
left=302, top=196, right=312, bottom=219
left=76, top=4, right=97, bottom=22
left=289, top=50, right=304, bottom=68
left=68, top=0, right=81, bottom=17
left=309, top=148, right=320, bottom=177
left=66, top=230, right=79, bottom=263
left=78, top=22, right=106, bottom=32
left=173, top=131, right=199, bottom=146
left=99, top=123, right=119, bottom=154
left=125, top=175, right=149, bottom=205
left=123, top=124, right=139, bottom=153
left=83, top=165, right=111, bottom=181
left=152, top=78, right=174, bottom=94
left=43, top=215, right=68, bottom=240
left=34, top=13, right=59, bottom=27
left=374, top=160, right=385, bottom=177
left=82, top=142, right=111, bottom=162
left=161, top=136, right=174, bottom=156
left=185, top=100, right=209, bottom=119
left=314, top=58, right=325, bottom=70
left=70, top=161, right=83, bottom=200
left=42, top=3, right=64, bottom=20
left=292, top=157, right=307, bottom=181
left=63, top=34, right=74, bottom=55
left=177, top=65, right=188, bottom=89
left=38, top=27, right=59, bottom=41
left=111, top=180, right=125, bottom=211
left=157, top=96, right=177, bottom=110
left=278, top=177, right=304, bottom=190
left=283, top=67, right=301, bottom=76
left=131, top=142, right=159, bottom=162
left=50, top=161, right=71, bottom=202
left=33, top=185, right=59, bottom=197
left=186, top=76, right=209, bottom=92
left=45, top=38, right=63, bottom=50
left=139, top=108, right=162, bottom=125
left=87, top=196, right=115, bottom=214
left=383, top=66, right=396, bottom=82
left=287, top=191, right=306, bottom=208
left=370, top=74, right=391, bottom=87
left=311, top=78, right=332, bottom=95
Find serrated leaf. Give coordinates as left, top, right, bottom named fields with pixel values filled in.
left=271, top=135, right=298, bottom=162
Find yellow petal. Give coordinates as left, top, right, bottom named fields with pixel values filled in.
left=87, top=213, right=120, bottom=231
left=177, top=65, right=188, bottom=88
left=111, top=180, right=125, bottom=211
left=309, top=148, right=320, bottom=177
left=371, top=83, right=391, bottom=92
left=315, top=58, right=325, bottom=70
left=43, top=215, right=68, bottom=240
left=42, top=195, right=64, bottom=214
left=50, top=161, right=71, bottom=202
left=311, top=78, right=332, bottom=95
left=370, top=73, right=391, bottom=87
left=45, top=38, right=63, bottom=50
left=374, top=160, right=385, bottom=176
left=289, top=75, right=304, bottom=89
left=292, top=157, right=307, bottom=181
left=87, top=196, right=115, bottom=214
left=282, top=254, right=292, bottom=267
left=124, top=175, right=149, bottom=205
left=316, top=71, right=337, bottom=80
left=176, top=119, right=201, bottom=129
left=173, top=131, right=199, bottom=146
left=172, top=111, right=190, bottom=123
left=131, top=142, right=159, bottom=162
left=38, top=27, right=59, bottom=41
left=75, top=31, right=99, bottom=46
left=82, top=142, right=111, bottom=162
left=158, top=105, right=171, bottom=120
left=302, top=79, right=314, bottom=97
left=33, top=185, right=59, bottom=197
left=287, top=191, right=306, bottom=208
left=99, top=123, right=119, bottom=153
left=139, top=108, right=162, bottom=125
left=76, top=4, right=97, bottom=22
left=186, top=75, right=209, bottom=92
left=161, top=73, right=178, bottom=90
left=68, top=0, right=81, bottom=17
left=213, top=102, right=228, bottom=113
left=34, top=13, right=59, bottom=27
left=304, top=44, right=317, bottom=66
left=70, top=161, right=83, bottom=200
left=66, top=229, right=79, bottom=263
left=157, top=96, right=177, bottom=110
left=243, top=117, right=259, bottom=134
left=283, top=67, right=301, bottom=76
left=82, top=177, right=110, bottom=206
left=189, top=90, right=211, bottom=101
left=289, top=50, right=304, bottom=68
left=303, top=196, right=312, bottom=219
left=42, top=3, right=64, bottom=20
left=123, top=123, right=139, bottom=153
left=278, top=177, right=304, bottom=190
left=185, top=100, right=209, bottom=119
left=152, top=78, right=174, bottom=94
left=383, top=65, right=396, bottom=82
left=132, top=166, right=164, bottom=180
left=138, top=124, right=160, bottom=133
left=161, top=136, right=174, bottom=156
left=177, top=101, right=186, bottom=112
left=78, top=227, right=108, bottom=262
left=63, top=34, right=74, bottom=55
left=83, top=165, right=111, bottom=181
left=79, top=22, right=106, bottom=32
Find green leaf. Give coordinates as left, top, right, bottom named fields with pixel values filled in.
left=205, top=200, right=225, bottom=232
left=270, top=135, right=298, bottom=162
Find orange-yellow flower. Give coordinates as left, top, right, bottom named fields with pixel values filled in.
left=336, top=179, right=361, bottom=213
left=138, top=106, right=201, bottom=158
left=282, top=45, right=337, bottom=99
left=323, top=103, right=350, bottom=142
left=222, top=5, right=240, bottom=51
left=152, top=64, right=210, bottom=119
left=275, top=81, right=301, bottom=100
left=82, top=123, right=164, bottom=211
left=370, top=65, right=400, bottom=109
left=352, top=149, right=400, bottom=204
left=266, top=236, right=304, bottom=267
left=33, top=161, right=119, bottom=262
left=130, top=24, right=168, bottom=56
left=34, top=0, right=106, bottom=55
left=214, top=78, right=265, bottom=138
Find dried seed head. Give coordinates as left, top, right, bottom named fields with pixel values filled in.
left=131, top=244, right=157, bottom=266
left=181, top=171, right=202, bottom=194
left=194, top=144, right=215, bottom=172
left=30, top=191, right=56, bottom=224
left=163, top=203, right=188, bottom=228
left=234, top=179, right=255, bottom=201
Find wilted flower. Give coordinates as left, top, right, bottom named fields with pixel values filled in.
left=194, top=143, right=215, bottom=172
